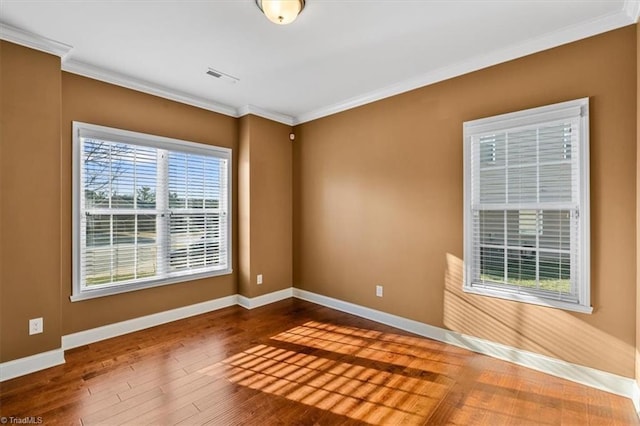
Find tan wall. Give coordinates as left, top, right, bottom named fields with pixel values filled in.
left=0, top=42, right=62, bottom=361
left=60, top=73, right=238, bottom=334
left=238, top=115, right=292, bottom=298
left=637, top=23, right=640, bottom=386
left=294, top=26, right=637, bottom=377
left=0, top=48, right=292, bottom=361
left=238, top=116, right=252, bottom=297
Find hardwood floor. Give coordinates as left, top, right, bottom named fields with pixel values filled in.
left=0, top=298, right=637, bottom=425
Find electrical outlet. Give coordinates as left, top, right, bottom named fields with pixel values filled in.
left=29, top=318, right=43, bottom=335
left=257, top=274, right=263, bottom=285
left=376, top=285, right=383, bottom=297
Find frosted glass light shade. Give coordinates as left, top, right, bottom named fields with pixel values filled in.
left=256, top=0, right=305, bottom=25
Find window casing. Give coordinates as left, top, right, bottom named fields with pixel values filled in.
left=463, top=98, right=591, bottom=313
left=72, top=122, right=232, bottom=301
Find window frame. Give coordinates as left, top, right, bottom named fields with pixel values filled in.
left=72, top=121, right=232, bottom=302
left=463, top=98, right=591, bottom=314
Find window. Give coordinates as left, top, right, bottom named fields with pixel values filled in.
left=463, top=98, right=591, bottom=313
left=72, top=122, right=232, bottom=301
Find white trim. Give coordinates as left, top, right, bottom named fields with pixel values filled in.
left=3, top=10, right=633, bottom=128
left=1, top=11, right=634, bottom=126
left=0, top=21, right=241, bottom=119
left=70, top=269, right=234, bottom=302
left=624, top=0, right=640, bottom=22
left=71, top=121, right=233, bottom=302
left=632, top=381, right=640, bottom=416
left=63, top=289, right=293, bottom=350
left=237, top=288, right=294, bottom=310
left=463, top=98, right=591, bottom=314
left=292, top=288, right=636, bottom=401
left=238, top=105, right=295, bottom=126
left=462, top=286, right=593, bottom=314
left=0, top=23, right=73, bottom=58
left=0, top=349, right=65, bottom=382
left=62, top=59, right=238, bottom=118
left=463, top=98, right=587, bottom=135
left=2, top=289, right=292, bottom=381
left=2, top=287, right=637, bottom=411
left=293, top=288, right=448, bottom=340
left=293, top=11, right=631, bottom=124
left=62, top=295, right=237, bottom=350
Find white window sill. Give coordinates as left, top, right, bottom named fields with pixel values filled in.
left=70, top=268, right=233, bottom=302
left=463, top=285, right=593, bottom=314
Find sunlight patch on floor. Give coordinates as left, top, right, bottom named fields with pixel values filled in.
left=198, top=322, right=457, bottom=423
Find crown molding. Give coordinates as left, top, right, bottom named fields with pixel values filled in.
left=0, top=22, right=72, bottom=58
left=238, top=104, right=295, bottom=126
left=624, top=0, right=640, bottom=22
left=2, top=7, right=635, bottom=128
left=0, top=23, right=240, bottom=119
left=293, top=8, right=634, bottom=125
left=62, top=59, right=238, bottom=118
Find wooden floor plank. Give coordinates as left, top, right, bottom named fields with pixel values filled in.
left=135, top=402, right=200, bottom=426
left=0, top=298, right=637, bottom=425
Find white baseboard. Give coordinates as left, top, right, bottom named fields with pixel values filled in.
left=632, top=381, right=640, bottom=415
left=237, top=288, right=293, bottom=309
left=1, top=289, right=292, bottom=382
left=0, top=349, right=65, bottom=382
left=3, top=285, right=638, bottom=412
left=292, top=288, right=638, bottom=402
left=62, top=295, right=238, bottom=350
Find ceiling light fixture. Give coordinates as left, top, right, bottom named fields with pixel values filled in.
left=255, top=0, right=305, bottom=25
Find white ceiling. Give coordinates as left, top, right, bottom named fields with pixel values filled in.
left=0, top=0, right=638, bottom=125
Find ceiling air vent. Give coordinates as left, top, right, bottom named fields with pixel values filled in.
left=206, top=68, right=239, bottom=84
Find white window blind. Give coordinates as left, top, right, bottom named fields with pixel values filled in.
left=72, top=122, right=231, bottom=301
left=463, top=98, right=591, bottom=313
